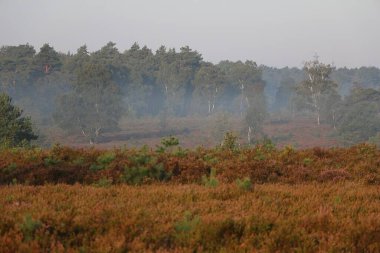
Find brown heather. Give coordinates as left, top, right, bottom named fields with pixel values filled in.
left=1, top=144, right=380, bottom=252
left=1, top=183, right=380, bottom=252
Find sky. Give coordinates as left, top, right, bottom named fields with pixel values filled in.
left=0, top=0, right=379, bottom=68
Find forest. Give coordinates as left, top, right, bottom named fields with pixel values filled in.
left=1, top=42, right=380, bottom=148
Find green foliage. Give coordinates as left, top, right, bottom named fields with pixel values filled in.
left=44, top=156, right=61, bottom=167
left=174, top=211, right=200, bottom=233
left=3, top=162, right=17, bottom=174
left=0, top=93, right=37, bottom=148
left=303, top=158, right=313, bottom=166
left=71, top=157, right=85, bottom=166
left=89, top=164, right=105, bottom=171
left=90, top=152, right=115, bottom=171
left=122, top=149, right=171, bottom=185
left=96, top=152, right=116, bottom=166
left=221, top=132, right=238, bottom=151
left=19, top=214, right=42, bottom=242
left=336, top=88, right=380, bottom=145
left=236, top=177, right=253, bottom=191
left=122, top=166, right=150, bottom=185
left=156, top=136, right=185, bottom=156
left=295, top=57, right=338, bottom=125
left=202, top=168, right=219, bottom=188
left=161, top=136, right=179, bottom=148
left=53, top=62, right=123, bottom=144
left=93, top=177, right=113, bottom=188
left=203, top=154, right=218, bottom=165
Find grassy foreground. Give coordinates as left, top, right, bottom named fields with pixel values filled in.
left=1, top=183, right=380, bottom=252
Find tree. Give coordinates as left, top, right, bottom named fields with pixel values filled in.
left=274, top=76, right=296, bottom=112
left=32, top=44, right=62, bottom=77
left=155, top=46, right=202, bottom=116
left=194, top=62, right=225, bottom=115
left=123, top=43, right=158, bottom=116
left=54, top=63, right=123, bottom=144
left=0, top=44, right=35, bottom=94
left=244, top=83, right=267, bottom=144
left=335, top=87, right=380, bottom=145
left=0, top=93, right=37, bottom=147
left=218, top=60, right=262, bottom=115
left=296, top=56, right=338, bottom=125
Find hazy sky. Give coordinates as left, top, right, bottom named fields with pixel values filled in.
left=1, top=0, right=379, bottom=68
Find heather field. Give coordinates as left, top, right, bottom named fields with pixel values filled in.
left=1, top=144, right=380, bottom=252
left=1, top=183, right=380, bottom=252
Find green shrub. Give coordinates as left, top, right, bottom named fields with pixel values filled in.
left=303, top=158, right=313, bottom=166
left=97, top=152, right=116, bottom=165
left=122, top=163, right=170, bottom=185
left=122, top=166, right=150, bottom=185
left=89, top=164, right=105, bottom=171
left=156, top=136, right=180, bottom=153
left=19, top=214, right=41, bottom=242
left=3, top=163, right=17, bottom=174
left=236, top=177, right=253, bottom=191
left=44, top=156, right=60, bottom=166
left=174, top=211, right=200, bottom=233
left=202, top=168, right=219, bottom=188
left=72, top=157, right=85, bottom=166
left=93, top=177, right=113, bottom=187
left=221, top=132, right=238, bottom=151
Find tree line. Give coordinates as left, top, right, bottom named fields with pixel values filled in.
left=1, top=42, right=380, bottom=146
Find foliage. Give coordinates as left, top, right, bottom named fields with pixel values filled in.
left=235, top=177, right=253, bottom=191
left=335, top=87, right=380, bottom=145
left=295, top=57, right=338, bottom=125
left=54, top=62, right=123, bottom=144
left=0, top=93, right=37, bottom=148
left=19, top=214, right=42, bottom=242
left=202, top=168, right=219, bottom=188
left=1, top=142, right=380, bottom=185
left=221, top=131, right=239, bottom=151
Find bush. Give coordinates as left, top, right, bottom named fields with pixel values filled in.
left=202, top=168, right=219, bottom=188
left=19, top=214, right=42, bottom=242
left=236, top=177, right=253, bottom=191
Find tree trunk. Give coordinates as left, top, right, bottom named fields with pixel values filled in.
left=247, top=126, right=252, bottom=144
left=317, top=111, right=320, bottom=126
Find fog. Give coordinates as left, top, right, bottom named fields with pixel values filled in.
left=1, top=0, right=379, bottom=68
left=1, top=1, right=380, bottom=149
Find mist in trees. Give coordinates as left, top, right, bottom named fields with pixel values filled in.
left=1, top=42, right=380, bottom=147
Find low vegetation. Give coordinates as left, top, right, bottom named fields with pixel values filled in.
left=1, top=183, right=380, bottom=252
left=1, top=142, right=380, bottom=186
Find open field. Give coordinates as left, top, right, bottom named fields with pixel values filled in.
left=1, top=183, right=380, bottom=252
left=49, top=116, right=339, bottom=149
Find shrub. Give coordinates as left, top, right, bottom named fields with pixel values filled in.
left=93, top=177, right=113, bottom=188
left=174, top=211, right=200, bottom=234
left=122, top=166, right=149, bottom=185
left=19, top=214, right=42, bottom=242
left=44, top=156, right=61, bottom=166
left=202, top=168, right=219, bottom=188
left=96, top=152, right=116, bottom=166
left=236, top=177, right=253, bottom=191
left=221, top=132, right=238, bottom=151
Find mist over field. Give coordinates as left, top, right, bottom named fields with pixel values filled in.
left=2, top=1, right=380, bottom=252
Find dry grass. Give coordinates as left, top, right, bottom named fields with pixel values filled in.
left=1, top=183, right=380, bottom=252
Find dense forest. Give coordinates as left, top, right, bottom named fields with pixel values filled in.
left=1, top=42, right=380, bottom=147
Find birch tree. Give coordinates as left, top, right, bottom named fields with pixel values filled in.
left=296, top=57, right=337, bottom=125
left=194, top=62, right=225, bottom=114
